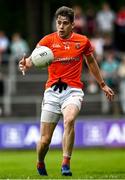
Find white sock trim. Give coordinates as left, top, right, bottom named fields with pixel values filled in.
left=63, top=154, right=71, bottom=158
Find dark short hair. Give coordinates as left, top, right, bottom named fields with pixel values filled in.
left=55, top=6, right=74, bottom=23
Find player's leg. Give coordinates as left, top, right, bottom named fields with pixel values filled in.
left=37, top=122, right=56, bottom=175
left=61, top=87, right=84, bottom=176
left=37, top=110, right=60, bottom=176
left=61, top=104, right=79, bottom=176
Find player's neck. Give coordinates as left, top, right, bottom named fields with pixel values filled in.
left=58, top=32, right=73, bottom=40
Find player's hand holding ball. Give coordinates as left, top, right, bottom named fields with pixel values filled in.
left=19, top=46, right=54, bottom=75
left=19, top=55, right=33, bottom=75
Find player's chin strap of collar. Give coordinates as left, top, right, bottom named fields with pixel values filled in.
left=51, top=78, right=67, bottom=93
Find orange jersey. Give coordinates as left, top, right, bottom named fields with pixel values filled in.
left=38, top=32, right=94, bottom=89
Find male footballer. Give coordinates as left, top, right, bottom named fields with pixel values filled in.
left=19, top=6, right=114, bottom=176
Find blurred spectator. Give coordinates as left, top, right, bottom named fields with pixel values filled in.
left=103, top=34, right=114, bottom=53
left=101, top=50, right=119, bottom=114
left=0, top=31, right=9, bottom=64
left=9, top=33, right=30, bottom=95
left=73, top=5, right=87, bottom=34
left=118, top=55, right=125, bottom=114
left=0, top=70, right=4, bottom=116
left=0, top=72, right=4, bottom=96
left=87, top=77, right=99, bottom=94
left=10, top=32, right=30, bottom=62
left=96, top=2, right=115, bottom=36
left=86, top=5, right=96, bottom=37
left=114, top=6, right=125, bottom=52
left=90, top=32, right=104, bottom=64
left=101, top=50, right=119, bottom=89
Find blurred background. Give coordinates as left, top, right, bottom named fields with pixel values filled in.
left=0, top=0, right=125, bottom=150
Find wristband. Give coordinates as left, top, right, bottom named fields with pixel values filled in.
left=100, top=81, right=106, bottom=88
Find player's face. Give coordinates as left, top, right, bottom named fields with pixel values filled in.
left=56, top=15, right=74, bottom=39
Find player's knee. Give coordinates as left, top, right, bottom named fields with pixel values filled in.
left=64, top=117, right=75, bottom=129
left=40, top=136, right=51, bottom=147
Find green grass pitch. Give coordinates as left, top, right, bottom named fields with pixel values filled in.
left=0, top=148, right=125, bottom=179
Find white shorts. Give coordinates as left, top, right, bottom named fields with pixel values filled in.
left=40, top=86, right=84, bottom=123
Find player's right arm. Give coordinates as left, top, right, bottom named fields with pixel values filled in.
left=19, top=34, right=52, bottom=75
left=19, top=55, right=33, bottom=75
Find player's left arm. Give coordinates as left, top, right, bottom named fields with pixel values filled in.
left=85, top=53, right=115, bottom=101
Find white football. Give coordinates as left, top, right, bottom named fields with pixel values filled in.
left=31, top=46, right=54, bottom=68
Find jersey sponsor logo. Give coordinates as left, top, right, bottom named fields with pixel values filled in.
left=52, top=43, right=61, bottom=48
left=54, top=56, right=80, bottom=64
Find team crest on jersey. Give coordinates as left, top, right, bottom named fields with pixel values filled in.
left=75, top=43, right=80, bottom=49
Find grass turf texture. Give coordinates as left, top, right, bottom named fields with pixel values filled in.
left=0, top=148, right=124, bottom=179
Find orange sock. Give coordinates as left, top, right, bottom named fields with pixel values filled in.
left=62, top=156, right=71, bottom=166
left=37, top=162, right=45, bottom=168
